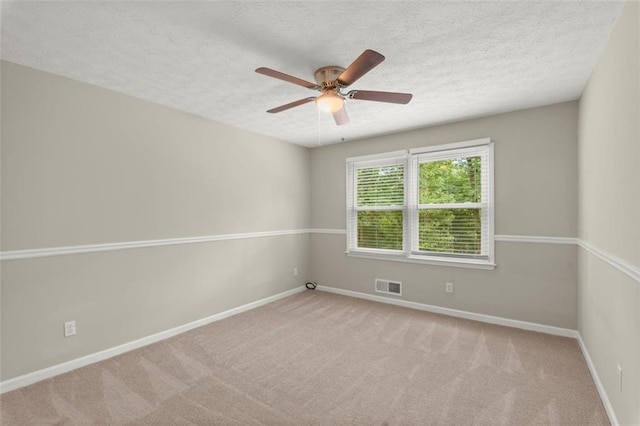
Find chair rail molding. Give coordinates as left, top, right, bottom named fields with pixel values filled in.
left=3, top=228, right=638, bottom=285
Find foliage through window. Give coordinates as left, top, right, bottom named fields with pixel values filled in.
left=346, top=140, right=494, bottom=268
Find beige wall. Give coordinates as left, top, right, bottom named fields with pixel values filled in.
left=578, top=2, right=640, bottom=425
left=0, top=61, right=310, bottom=380
left=1, top=62, right=309, bottom=250
left=310, top=102, right=579, bottom=329
left=311, top=102, right=578, bottom=237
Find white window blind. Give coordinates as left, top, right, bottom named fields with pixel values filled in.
left=346, top=140, right=494, bottom=268
left=347, top=154, right=407, bottom=253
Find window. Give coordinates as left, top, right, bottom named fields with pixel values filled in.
left=346, top=139, right=494, bottom=268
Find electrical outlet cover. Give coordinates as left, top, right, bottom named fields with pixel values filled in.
left=64, top=321, right=76, bottom=337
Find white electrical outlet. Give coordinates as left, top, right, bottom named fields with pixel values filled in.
left=617, top=364, right=623, bottom=391
left=445, top=282, right=454, bottom=293
left=293, top=267, right=298, bottom=276
left=64, top=320, right=76, bottom=337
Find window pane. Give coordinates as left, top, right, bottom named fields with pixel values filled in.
left=419, top=209, right=481, bottom=254
left=419, top=157, right=481, bottom=204
left=357, top=165, right=404, bottom=207
left=358, top=210, right=403, bottom=250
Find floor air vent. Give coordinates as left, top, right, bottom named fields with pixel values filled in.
left=375, top=278, right=402, bottom=296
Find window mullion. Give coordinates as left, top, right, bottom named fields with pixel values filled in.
left=346, top=162, right=356, bottom=251
left=407, top=155, right=418, bottom=255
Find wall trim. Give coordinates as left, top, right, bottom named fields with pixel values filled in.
left=0, top=229, right=582, bottom=261
left=308, top=228, right=347, bottom=235
left=0, top=286, right=619, bottom=425
left=494, top=234, right=577, bottom=244
left=315, top=285, right=620, bottom=422
left=315, top=285, right=578, bottom=338
left=311, top=230, right=639, bottom=283
left=578, top=239, right=640, bottom=283
left=0, top=229, right=311, bottom=261
left=576, top=333, right=619, bottom=426
left=0, top=286, right=306, bottom=394
left=4, top=230, right=638, bottom=285
left=309, top=230, right=578, bottom=244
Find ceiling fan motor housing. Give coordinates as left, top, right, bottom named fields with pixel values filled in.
left=314, top=66, right=345, bottom=88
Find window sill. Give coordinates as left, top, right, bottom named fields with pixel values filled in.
left=345, top=250, right=496, bottom=270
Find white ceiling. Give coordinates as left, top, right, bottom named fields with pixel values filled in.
left=1, top=1, right=625, bottom=147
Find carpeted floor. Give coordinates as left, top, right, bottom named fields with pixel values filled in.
left=1, top=290, right=609, bottom=425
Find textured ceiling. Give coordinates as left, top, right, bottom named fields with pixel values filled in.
left=0, top=1, right=625, bottom=147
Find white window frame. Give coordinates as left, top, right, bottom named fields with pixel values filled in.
left=346, top=150, right=408, bottom=257
left=346, top=139, right=495, bottom=270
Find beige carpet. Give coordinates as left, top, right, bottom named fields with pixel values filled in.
left=1, top=290, right=608, bottom=425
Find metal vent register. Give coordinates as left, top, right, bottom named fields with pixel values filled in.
left=375, top=278, right=402, bottom=296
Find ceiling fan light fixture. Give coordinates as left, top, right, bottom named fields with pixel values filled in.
left=315, top=92, right=344, bottom=113
left=256, top=50, right=412, bottom=125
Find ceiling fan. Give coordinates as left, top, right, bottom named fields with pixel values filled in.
left=255, top=49, right=413, bottom=126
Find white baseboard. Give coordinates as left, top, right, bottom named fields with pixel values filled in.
left=576, top=334, right=619, bottom=426
left=315, top=285, right=578, bottom=338
left=315, top=285, right=620, bottom=424
left=0, top=286, right=306, bottom=394
left=2, top=284, right=620, bottom=425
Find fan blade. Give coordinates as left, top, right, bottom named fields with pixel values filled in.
left=336, top=50, right=385, bottom=87
left=348, top=90, right=412, bottom=104
left=256, top=67, right=318, bottom=89
left=332, top=107, right=350, bottom=126
left=267, top=97, right=316, bottom=113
